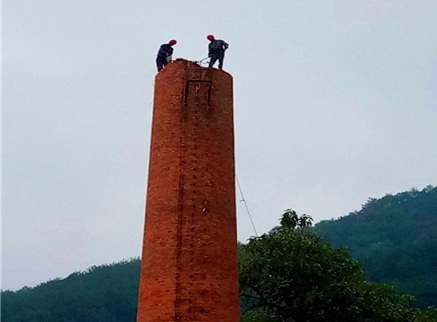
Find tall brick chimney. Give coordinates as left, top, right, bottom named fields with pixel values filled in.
left=136, top=60, right=240, bottom=322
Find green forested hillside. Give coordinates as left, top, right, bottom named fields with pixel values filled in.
left=313, top=186, right=437, bottom=307
left=1, top=259, right=140, bottom=322
left=2, top=186, right=436, bottom=321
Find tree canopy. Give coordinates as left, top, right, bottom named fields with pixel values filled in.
left=239, top=209, right=427, bottom=322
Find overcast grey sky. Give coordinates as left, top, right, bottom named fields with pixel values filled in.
left=3, top=0, right=437, bottom=291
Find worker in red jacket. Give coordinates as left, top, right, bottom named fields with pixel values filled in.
left=207, top=35, right=229, bottom=70
left=156, top=39, right=177, bottom=71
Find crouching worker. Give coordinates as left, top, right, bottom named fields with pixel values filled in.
left=156, top=39, right=177, bottom=71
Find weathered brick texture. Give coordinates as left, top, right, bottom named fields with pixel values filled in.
left=137, top=60, right=239, bottom=322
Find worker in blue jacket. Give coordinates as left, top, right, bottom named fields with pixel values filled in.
left=207, top=35, right=229, bottom=70
left=156, top=39, right=177, bottom=71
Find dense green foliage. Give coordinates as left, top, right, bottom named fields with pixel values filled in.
left=240, top=209, right=423, bottom=322
left=313, top=186, right=437, bottom=308
left=1, top=259, right=140, bottom=322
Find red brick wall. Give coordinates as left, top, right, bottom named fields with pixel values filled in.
left=137, top=60, right=239, bottom=322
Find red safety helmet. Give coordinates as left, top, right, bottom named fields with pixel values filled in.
left=169, top=39, right=177, bottom=45
left=207, top=34, right=215, bottom=41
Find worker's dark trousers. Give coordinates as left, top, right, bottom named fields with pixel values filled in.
left=209, top=51, right=225, bottom=69
left=156, top=56, right=168, bottom=71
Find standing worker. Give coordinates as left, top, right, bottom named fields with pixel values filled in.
left=207, top=35, right=229, bottom=70
left=156, top=39, right=177, bottom=72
